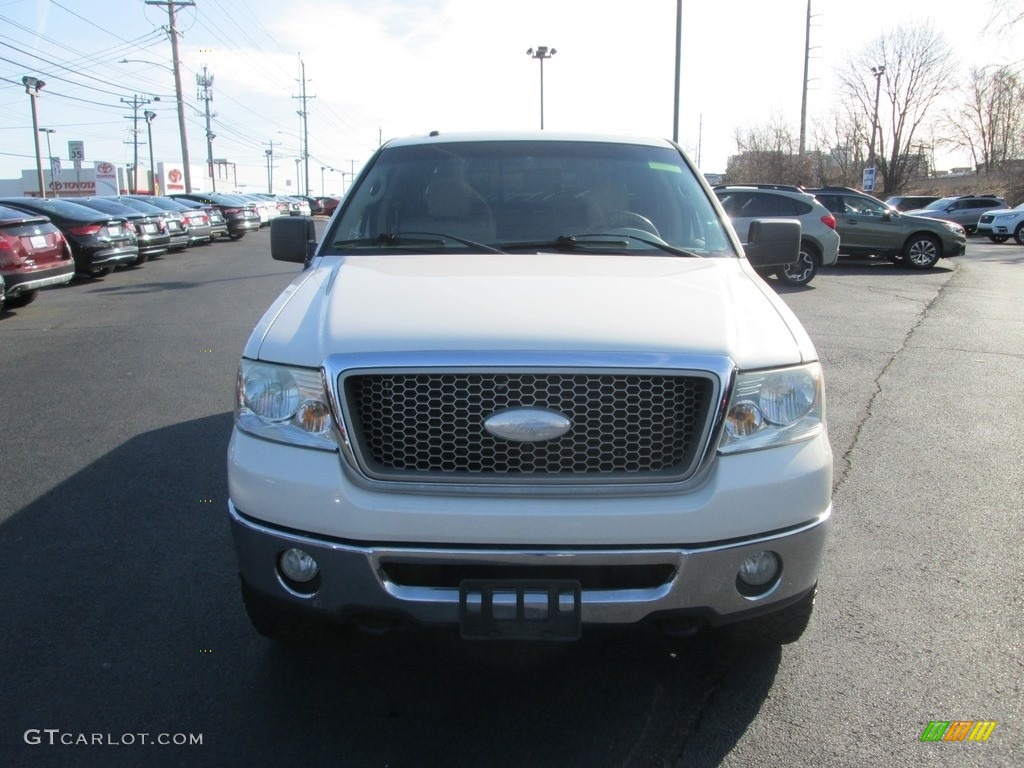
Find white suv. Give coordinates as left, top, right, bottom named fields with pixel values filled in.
left=976, top=203, right=1024, bottom=244
left=230, top=132, right=833, bottom=647
left=715, top=185, right=840, bottom=286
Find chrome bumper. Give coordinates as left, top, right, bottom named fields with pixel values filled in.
left=229, top=502, right=830, bottom=628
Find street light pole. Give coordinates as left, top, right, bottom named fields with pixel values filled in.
left=868, top=65, right=885, bottom=172
left=266, top=149, right=273, bottom=193
left=22, top=76, right=46, bottom=198
left=144, top=111, right=157, bottom=194
left=526, top=46, right=556, bottom=129
left=39, top=127, right=57, bottom=197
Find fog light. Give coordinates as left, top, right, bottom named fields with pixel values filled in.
left=279, top=548, right=319, bottom=583
left=738, top=551, right=779, bottom=587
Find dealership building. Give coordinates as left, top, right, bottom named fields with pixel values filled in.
left=0, top=161, right=212, bottom=198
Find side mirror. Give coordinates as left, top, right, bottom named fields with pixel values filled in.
left=744, top=219, right=800, bottom=268
left=270, top=216, right=317, bottom=264
left=882, top=209, right=893, bottom=221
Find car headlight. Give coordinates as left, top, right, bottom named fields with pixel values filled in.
left=942, top=221, right=965, bottom=235
left=235, top=360, right=337, bottom=450
left=719, top=363, right=825, bottom=454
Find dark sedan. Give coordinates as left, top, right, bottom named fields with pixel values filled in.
left=130, top=195, right=220, bottom=244
left=0, top=197, right=138, bottom=277
left=71, top=198, right=170, bottom=264
left=105, top=197, right=189, bottom=251
left=170, top=193, right=261, bottom=240
left=0, top=203, right=76, bottom=308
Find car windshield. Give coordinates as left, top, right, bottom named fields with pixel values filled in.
left=326, top=139, right=733, bottom=256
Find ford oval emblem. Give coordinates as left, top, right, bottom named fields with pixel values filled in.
left=483, top=408, right=571, bottom=442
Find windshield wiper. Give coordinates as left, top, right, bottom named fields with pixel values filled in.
left=333, top=232, right=505, bottom=254
left=500, top=233, right=702, bottom=258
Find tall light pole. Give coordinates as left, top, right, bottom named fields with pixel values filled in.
left=39, top=127, right=57, bottom=197
left=868, top=65, right=885, bottom=174
left=526, top=46, right=556, bottom=129
left=144, top=110, right=157, bottom=194
left=265, top=149, right=274, bottom=193
left=22, top=76, right=46, bottom=198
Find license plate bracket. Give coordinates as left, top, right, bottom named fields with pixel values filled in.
left=459, top=579, right=581, bottom=641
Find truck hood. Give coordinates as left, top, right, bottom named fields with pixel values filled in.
left=247, top=253, right=815, bottom=370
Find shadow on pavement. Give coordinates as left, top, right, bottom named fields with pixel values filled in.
left=1, top=413, right=779, bottom=768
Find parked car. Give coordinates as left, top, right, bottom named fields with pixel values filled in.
left=884, top=195, right=940, bottom=212
left=170, top=193, right=261, bottom=240
left=160, top=196, right=228, bottom=241
left=293, top=195, right=325, bottom=215
left=277, top=195, right=312, bottom=216
left=0, top=203, right=76, bottom=308
left=904, top=195, right=1009, bottom=234
left=805, top=186, right=967, bottom=269
left=315, top=196, right=340, bottom=216
left=231, top=131, right=831, bottom=649
left=976, top=203, right=1024, bottom=244
left=714, top=185, right=839, bottom=286
left=71, top=197, right=170, bottom=264
left=0, top=197, right=138, bottom=277
left=104, top=196, right=188, bottom=251
left=234, top=194, right=281, bottom=226
left=123, top=195, right=215, bottom=246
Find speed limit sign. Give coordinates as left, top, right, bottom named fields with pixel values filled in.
left=68, top=140, right=85, bottom=161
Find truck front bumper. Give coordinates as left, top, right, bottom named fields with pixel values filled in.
left=229, top=502, right=830, bottom=629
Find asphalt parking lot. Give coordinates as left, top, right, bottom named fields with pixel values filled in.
left=1, top=231, right=1020, bottom=767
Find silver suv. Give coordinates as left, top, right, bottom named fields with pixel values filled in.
left=905, top=195, right=1008, bottom=234
left=715, top=185, right=839, bottom=286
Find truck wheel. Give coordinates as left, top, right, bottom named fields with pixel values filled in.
left=723, top=585, right=816, bottom=646
left=776, top=241, right=820, bottom=286
left=903, top=234, right=941, bottom=269
left=240, top=578, right=331, bottom=644
left=1015, top=224, right=1024, bottom=245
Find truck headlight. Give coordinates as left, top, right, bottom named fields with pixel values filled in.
left=235, top=360, right=337, bottom=450
left=719, top=363, right=825, bottom=453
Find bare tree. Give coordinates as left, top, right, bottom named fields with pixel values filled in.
left=941, top=65, right=1024, bottom=172
left=725, top=115, right=811, bottom=184
left=809, top=108, right=870, bottom=186
left=837, top=24, right=958, bottom=195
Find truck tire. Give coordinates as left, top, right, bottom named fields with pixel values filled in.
left=723, top=585, right=816, bottom=646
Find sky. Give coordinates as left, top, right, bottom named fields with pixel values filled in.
left=0, top=0, right=1018, bottom=196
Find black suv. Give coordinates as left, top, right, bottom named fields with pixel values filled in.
left=805, top=187, right=967, bottom=270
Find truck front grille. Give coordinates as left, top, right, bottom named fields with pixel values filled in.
left=343, top=371, right=716, bottom=484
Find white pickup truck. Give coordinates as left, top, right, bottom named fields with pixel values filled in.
left=228, top=132, right=832, bottom=646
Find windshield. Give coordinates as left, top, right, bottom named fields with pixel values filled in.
left=326, top=139, right=733, bottom=256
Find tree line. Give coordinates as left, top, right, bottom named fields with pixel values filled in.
left=724, top=22, right=1023, bottom=196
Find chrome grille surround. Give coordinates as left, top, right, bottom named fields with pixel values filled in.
left=323, top=352, right=732, bottom=493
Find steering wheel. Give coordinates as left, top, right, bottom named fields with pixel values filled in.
left=601, top=211, right=660, bottom=237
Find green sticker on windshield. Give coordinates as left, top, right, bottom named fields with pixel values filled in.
left=648, top=162, right=682, bottom=173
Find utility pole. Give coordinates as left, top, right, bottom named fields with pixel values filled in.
left=122, top=94, right=155, bottom=194
left=673, top=0, right=681, bottom=144
left=145, top=0, right=194, bottom=193
left=293, top=57, right=315, bottom=197
left=799, top=0, right=812, bottom=156
left=23, top=76, right=46, bottom=197
left=196, top=65, right=216, bottom=192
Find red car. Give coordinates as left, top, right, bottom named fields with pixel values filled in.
left=0, top=203, right=76, bottom=310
